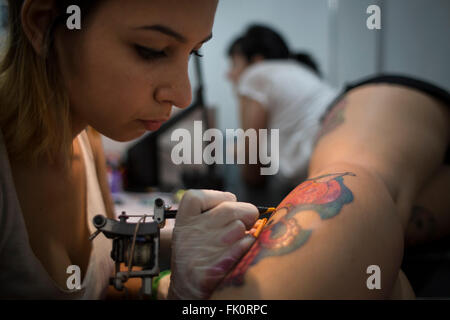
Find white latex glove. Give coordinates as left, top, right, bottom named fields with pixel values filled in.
left=168, top=189, right=259, bottom=300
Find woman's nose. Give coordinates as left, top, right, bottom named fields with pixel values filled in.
left=155, top=65, right=192, bottom=109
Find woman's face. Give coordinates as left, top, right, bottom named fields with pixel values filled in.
left=227, top=53, right=250, bottom=86
left=56, top=0, right=218, bottom=141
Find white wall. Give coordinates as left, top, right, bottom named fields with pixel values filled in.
left=381, top=0, right=450, bottom=90
left=333, top=0, right=382, bottom=86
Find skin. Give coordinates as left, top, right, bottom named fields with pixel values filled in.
left=11, top=0, right=218, bottom=292
left=315, top=98, right=347, bottom=144
left=211, top=84, right=449, bottom=299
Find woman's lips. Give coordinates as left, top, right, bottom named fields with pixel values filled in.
left=140, top=120, right=166, bottom=131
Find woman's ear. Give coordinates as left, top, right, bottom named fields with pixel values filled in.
left=21, top=0, right=57, bottom=56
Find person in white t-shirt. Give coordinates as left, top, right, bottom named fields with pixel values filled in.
left=227, top=25, right=338, bottom=187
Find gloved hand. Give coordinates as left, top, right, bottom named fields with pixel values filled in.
left=168, top=189, right=259, bottom=300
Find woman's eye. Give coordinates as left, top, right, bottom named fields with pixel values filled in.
left=135, top=45, right=166, bottom=60
left=190, top=50, right=204, bottom=58
left=134, top=45, right=203, bottom=61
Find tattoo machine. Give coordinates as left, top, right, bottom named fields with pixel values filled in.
left=88, top=198, right=276, bottom=297
left=88, top=197, right=174, bottom=297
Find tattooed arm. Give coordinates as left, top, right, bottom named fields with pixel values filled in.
left=211, top=165, right=404, bottom=299
left=211, top=84, right=448, bottom=299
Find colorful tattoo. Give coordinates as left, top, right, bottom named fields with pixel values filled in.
left=315, top=98, right=347, bottom=144
left=218, top=172, right=355, bottom=288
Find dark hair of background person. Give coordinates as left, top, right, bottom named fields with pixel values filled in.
left=227, top=24, right=321, bottom=78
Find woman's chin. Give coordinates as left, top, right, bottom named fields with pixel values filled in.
left=102, top=126, right=148, bottom=142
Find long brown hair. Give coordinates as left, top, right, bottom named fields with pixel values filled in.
left=0, top=0, right=101, bottom=167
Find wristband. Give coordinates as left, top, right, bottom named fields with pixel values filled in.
left=151, top=270, right=171, bottom=300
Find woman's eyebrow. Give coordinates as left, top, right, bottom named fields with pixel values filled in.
left=135, top=24, right=213, bottom=44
